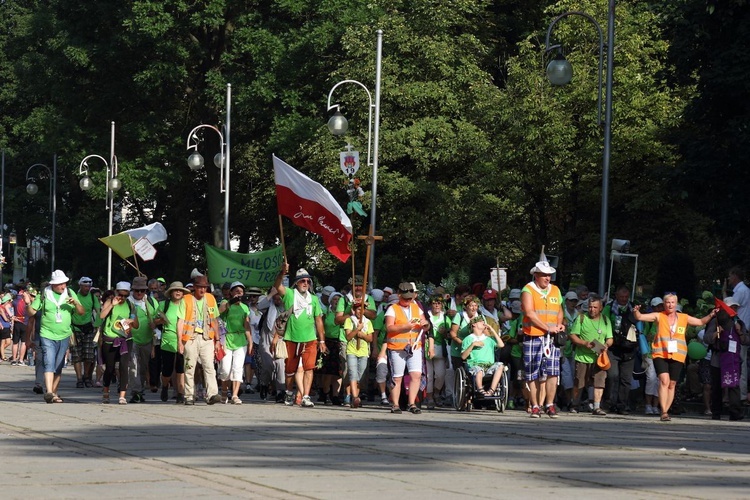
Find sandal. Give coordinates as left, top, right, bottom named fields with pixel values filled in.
left=118, top=397, right=128, bottom=405
left=52, top=395, right=64, bottom=403
left=102, top=393, right=110, bottom=404
left=660, top=413, right=671, bottom=422
left=44, top=392, right=54, bottom=404
left=231, top=396, right=242, bottom=405
left=84, top=379, right=93, bottom=388
left=408, top=404, right=421, bottom=414
left=391, top=405, right=402, bottom=414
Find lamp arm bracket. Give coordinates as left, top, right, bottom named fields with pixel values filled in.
left=326, top=79, right=373, bottom=113
left=186, top=124, right=224, bottom=152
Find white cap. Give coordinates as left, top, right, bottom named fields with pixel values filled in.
left=78, top=276, right=93, bottom=286
left=321, top=285, right=336, bottom=296
left=370, top=289, right=384, bottom=302
left=650, top=297, right=663, bottom=307
left=115, top=281, right=131, bottom=292
left=509, top=289, right=522, bottom=300
left=724, top=297, right=739, bottom=308
left=564, top=291, right=578, bottom=301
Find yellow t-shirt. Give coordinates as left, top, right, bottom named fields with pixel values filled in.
left=344, top=316, right=373, bottom=357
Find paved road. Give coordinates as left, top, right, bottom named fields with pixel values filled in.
left=0, top=363, right=748, bottom=499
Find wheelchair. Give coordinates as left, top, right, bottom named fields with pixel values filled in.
left=453, top=362, right=509, bottom=412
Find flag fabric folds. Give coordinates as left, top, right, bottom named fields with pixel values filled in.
left=99, top=222, right=168, bottom=260
left=272, top=155, right=352, bottom=262
left=205, top=244, right=284, bottom=288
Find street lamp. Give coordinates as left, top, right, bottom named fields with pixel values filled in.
left=544, top=1, right=615, bottom=296
left=25, top=155, right=57, bottom=273
left=186, top=83, right=231, bottom=250
left=79, top=121, right=122, bottom=290
left=326, top=29, right=383, bottom=286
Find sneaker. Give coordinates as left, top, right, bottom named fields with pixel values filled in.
left=507, top=399, right=515, bottom=410
left=645, top=405, right=653, bottom=415
left=592, top=407, right=607, bottom=416
left=343, top=395, right=351, bottom=407
left=275, top=392, right=286, bottom=404
left=207, top=394, right=222, bottom=405
left=175, top=394, right=186, bottom=404
left=284, top=391, right=294, bottom=406
left=381, top=396, right=390, bottom=406
left=33, top=385, right=44, bottom=394
left=569, top=406, right=578, bottom=414
left=530, top=406, right=541, bottom=418
left=184, top=398, right=195, bottom=406
left=84, top=379, right=94, bottom=388
left=546, top=405, right=559, bottom=419
left=301, top=395, right=315, bottom=407
left=331, top=396, right=342, bottom=406
left=76, top=379, right=84, bottom=388
left=129, top=392, right=143, bottom=404
left=426, top=398, right=436, bottom=410
left=352, top=397, right=361, bottom=409
left=161, top=386, right=169, bottom=402
left=704, top=409, right=713, bottom=416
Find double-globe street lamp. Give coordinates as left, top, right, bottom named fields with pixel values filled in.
left=78, top=121, right=122, bottom=290
left=544, top=0, right=615, bottom=297
left=186, top=83, right=231, bottom=250
left=326, top=30, right=383, bottom=286
left=26, top=155, right=57, bottom=274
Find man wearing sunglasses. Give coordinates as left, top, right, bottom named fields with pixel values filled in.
left=273, top=262, right=326, bottom=408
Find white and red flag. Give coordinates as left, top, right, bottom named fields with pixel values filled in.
left=273, top=154, right=352, bottom=262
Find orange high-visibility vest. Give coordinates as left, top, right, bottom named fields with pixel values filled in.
left=387, top=302, right=423, bottom=351
left=522, top=284, right=562, bottom=337
left=181, top=293, right=218, bottom=341
left=651, top=312, right=688, bottom=363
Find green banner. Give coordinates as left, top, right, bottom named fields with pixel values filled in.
left=205, top=244, right=283, bottom=288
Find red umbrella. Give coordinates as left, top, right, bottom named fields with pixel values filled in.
left=714, top=297, right=737, bottom=318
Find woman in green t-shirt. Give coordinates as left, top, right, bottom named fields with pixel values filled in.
left=218, top=282, right=252, bottom=404
left=426, top=295, right=450, bottom=409
left=99, top=282, right=139, bottom=404
left=159, top=282, right=188, bottom=404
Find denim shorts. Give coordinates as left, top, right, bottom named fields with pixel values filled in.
left=40, top=336, right=70, bottom=375
left=346, top=354, right=368, bottom=383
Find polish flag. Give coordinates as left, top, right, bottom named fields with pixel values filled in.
left=273, top=155, right=352, bottom=262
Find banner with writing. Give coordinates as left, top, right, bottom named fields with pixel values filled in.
left=205, top=244, right=283, bottom=288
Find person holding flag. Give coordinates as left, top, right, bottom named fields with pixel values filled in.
left=272, top=262, right=327, bottom=408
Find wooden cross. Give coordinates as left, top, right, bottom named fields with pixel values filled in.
left=354, top=226, right=383, bottom=348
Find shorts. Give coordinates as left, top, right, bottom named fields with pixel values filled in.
left=387, top=348, right=423, bottom=378
left=244, top=343, right=259, bottom=368
left=468, top=362, right=503, bottom=378
left=284, top=340, right=317, bottom=375
left=70, top=323, right=96, bottom=363
left=653, top=357, right=684, bottom=381
left=574, top=361, right=607, bottom=389
left=0, top=327, right=10, bottom=340
left=316, top=338, right=340, bottom=376
left=12, top=322, right=26, bottom=344
left=40, top=336, right=70, bottom=375
left=160, top=349, right=185, bottom=377
left=523, top=336, right=560, bottom=381
left=375, top=357, right=388, bottom=384
left=346, top=354, right=368, bottom=383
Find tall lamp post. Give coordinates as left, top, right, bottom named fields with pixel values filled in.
left=326, top=29, right=383, bottom=286
left=26, top=155, right=57, bottom=274
left=186, top=83, right=231, bottom=250
left=78, top=121, right=122, bottom=290
left=544, top=1, right=615, bottom=296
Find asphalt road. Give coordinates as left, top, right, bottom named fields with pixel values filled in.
left=0, top=363, right=748, bottom=499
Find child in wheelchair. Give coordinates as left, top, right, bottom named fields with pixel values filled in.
left=461, top=316, right=505, bottom=396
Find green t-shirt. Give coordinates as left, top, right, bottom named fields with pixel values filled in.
left=450, top=312, right=484, bottom=357
left=282, top=290, right=322, bottom=343
left=504, top=316, right=524, bottom=359
left=429, top=311, right=450, bottom=346
left=223, top=302, right=249, bottom=350
left=324, top=309, right=340, bottom=339
left=31, top=288, right=80, bottom=341
left=344, top=316, right=373, bottom=357
left=103, top=302, right=133, bottom=340
left=570, top=314, right=613, bottom=364
left=160, top=299, right=186, bottom=353
left=373, top=310, right=386, bottom=351
left=71, top=291, right=100, bottom=326
left=131, top=298, right=160, bottom=345
left=462, top=333, right=498, bottom=367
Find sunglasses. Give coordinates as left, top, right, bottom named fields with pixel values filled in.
left=298, top=279, right=311, bottom=284
left=399, top=289, right=414, bottom=294
left=117, top=293, right=130, bottom=298
left=133, top=289, right=147, bottom=293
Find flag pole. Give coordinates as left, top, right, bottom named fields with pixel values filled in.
left=278, top=214, right=287, bottom=263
